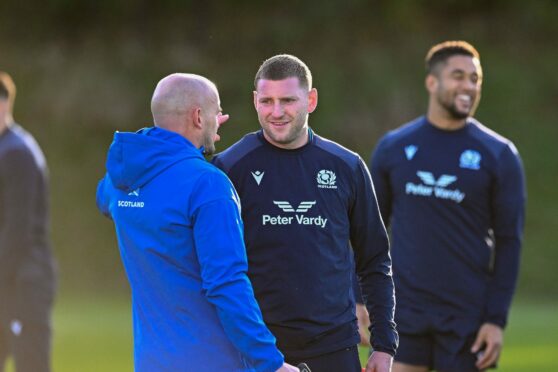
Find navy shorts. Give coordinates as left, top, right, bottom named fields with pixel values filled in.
left=395, top=307, right=494, bottom=372
left=287, top=345, right=362, bottom=372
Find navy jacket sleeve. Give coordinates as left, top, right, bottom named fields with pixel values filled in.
left=369, top=138, right=393, bottom=225
left=485, top=144, right=526, bottom=328
left=0, top=148, right=39, bottom=283
left=350, top=157, right=398, bottom=355
left=191, top=171, right=284, bottom=372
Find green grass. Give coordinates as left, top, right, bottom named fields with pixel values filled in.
left=51, top=295, right=134, bottom=372
left=5, top=297, right=557, bottom=371
left=359, top=301, right=558, bottom=371
left=6, top=294, right=133, bottom=372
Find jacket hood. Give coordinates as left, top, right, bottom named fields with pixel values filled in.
left=106, top=127, right=204, bottom=193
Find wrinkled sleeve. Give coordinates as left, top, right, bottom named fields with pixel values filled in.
left=485, top=144, right=526, bottom=328
left=350, top=157, right=398, bottom=355
left=191, top=171, right=284, bottom=372
left=0, top=149, right=38, bottom=283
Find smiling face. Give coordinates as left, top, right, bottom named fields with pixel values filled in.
left=427, top=55, right=483, bottom=122
left=254, top=77, right=317, bottom=149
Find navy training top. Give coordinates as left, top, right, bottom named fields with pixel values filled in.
left=213, top=129, right=397, bottom=359
left=370, top=116, right=526, bottom=328
left=0, top=124, right=55, bottom=322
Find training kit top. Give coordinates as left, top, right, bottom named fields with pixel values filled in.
left=213, top=129, right=398, bottom=359
left=0, top=124, right=55, bottom=322
left=96, top=127, right=284, bottom=372
left=370, top=116, right=526, bottom=328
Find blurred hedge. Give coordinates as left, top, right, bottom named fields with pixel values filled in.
left=0, top=0, right=556, bottom=298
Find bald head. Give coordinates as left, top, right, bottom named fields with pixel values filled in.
left=150, top=73, right=226, bottom=154
left=151, top=73, right=218, bottom=130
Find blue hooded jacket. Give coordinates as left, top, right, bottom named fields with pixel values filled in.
left=96, top=127, right=283, bottom=372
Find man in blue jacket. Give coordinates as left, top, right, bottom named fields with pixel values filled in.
left=213, top=55, right=397, bottom=372
left=0, top=72, right=56, bottom=372
left=96, top=73, right=299, bottom=372
left=370, top=41, right=526, bottom=371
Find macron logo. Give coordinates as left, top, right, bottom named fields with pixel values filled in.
left=404, top=145, right=418, bottom=160
left=128, top=188, right=140, bottom=197
left=251, top=171, right=265, bottom=185
left=119, top=187, right=144, bottom=208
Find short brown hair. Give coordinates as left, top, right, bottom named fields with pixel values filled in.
left=254, top=54, right=312, bottom=90
left=0, top=71, right=16, bottom=112
left=425, top=41, right=480, bottom=75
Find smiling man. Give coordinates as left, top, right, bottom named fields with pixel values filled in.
left=213, top=55, right=397, bottom=372
left=370, top=41, right=526, bottom=372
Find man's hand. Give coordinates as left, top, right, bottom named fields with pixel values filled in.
left=356, top=303, right=371, bottom=346
left=471, top=322, right=503, bottom=370
left=365, top=350, right=393, bottom=372
left=276, top=362, right=300, bottom=372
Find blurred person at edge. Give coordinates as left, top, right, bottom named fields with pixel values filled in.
left=0, top=71, right=56, bottom=372
left=96, top=73, right=299, bottom=372
left=370, top=41, right=526, bottom=372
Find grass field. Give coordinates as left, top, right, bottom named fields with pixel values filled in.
left=5, top=296, right=557, bottom=371
left=359, top=301, right=558, bottom=371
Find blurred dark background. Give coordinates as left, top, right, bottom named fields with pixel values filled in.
left=1, top=0, right=556, bottom=300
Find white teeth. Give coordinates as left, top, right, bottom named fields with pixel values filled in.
left=457, top=94, right=471, bottom=102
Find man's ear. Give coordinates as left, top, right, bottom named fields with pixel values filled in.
left=425, top=74, right=438, bottom=95
left=307, top=88, right=318, bottom=113
left=253, top=91, right=258, bottom=110
left=192, top=107, right=202, bottom=129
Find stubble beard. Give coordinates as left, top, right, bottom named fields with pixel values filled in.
left=438, top=92, right=473, bottom=120
left=262, top=113, right=308, bottom=147
left=202, top=130, right=216, bottom=155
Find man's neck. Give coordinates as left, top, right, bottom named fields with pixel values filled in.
left=426, top=110, right=467, bottom=131
left=0, top=119, right=8, bottom=135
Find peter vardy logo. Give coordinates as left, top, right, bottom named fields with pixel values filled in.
left=262, top=200, right=327, bottom=228
left=406, top=171, right=465, bottom=203
left=404, top=145, right=418, bottom=160
left=274, top=201, right=316, bottom=213
left=460, top=150, right=481, bottom=170
left=317, top=170, right=337, bottom=189
left=416, top=172, right=456, bottom=187
left=251, top=170, right=265, bottom=185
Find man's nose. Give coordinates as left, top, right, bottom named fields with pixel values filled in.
left=271, top=102, right=284, bottom=117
